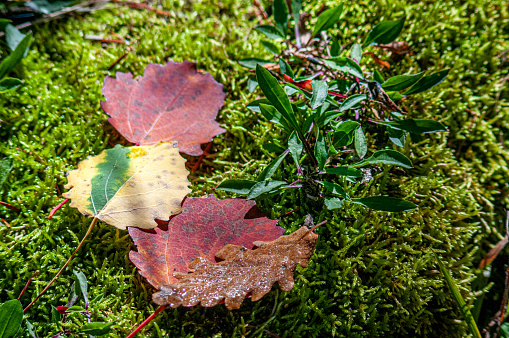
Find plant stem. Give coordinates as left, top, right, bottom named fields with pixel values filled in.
left=23, top=217, right=98, bottom=313
left=126, top=306, right=166, bottom=338
left=48, top=199, right=70, bottom=219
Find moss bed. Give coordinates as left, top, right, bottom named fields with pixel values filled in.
left=0, top=0, right=508, bottom=337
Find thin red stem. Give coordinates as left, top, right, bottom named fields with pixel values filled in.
left=125, top=306, right=166, bottom=338
left=191, top=142, right=213, bottom=173
left=18, top=270, right=40, bottom=300
left=310, top=220, right=327, bottom=232
left=23, top=217, right=98, bottom=313
left=0, top=201, right=21, bottom=213
left=48, top=199, right=70, bottom=219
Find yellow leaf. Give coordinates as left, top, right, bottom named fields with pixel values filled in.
left=63, top=142, right=191, bottom=229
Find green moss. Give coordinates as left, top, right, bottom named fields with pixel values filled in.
left=0, top=0, right=508, bottom=337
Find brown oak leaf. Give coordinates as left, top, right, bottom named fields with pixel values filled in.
left=129, top=195, right=284, bottom=287
left=152, top=226, right=318, bottom=310
left=101, top=61, right=226, bottom=156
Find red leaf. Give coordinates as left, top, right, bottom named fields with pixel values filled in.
left=129, top=195, right=284, bottom=287
left=152, top=226, right=318, bottom=310
left=101, top=61, right=226, bottom=156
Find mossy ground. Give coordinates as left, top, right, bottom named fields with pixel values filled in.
left=0, top=0, right=508, bottom=337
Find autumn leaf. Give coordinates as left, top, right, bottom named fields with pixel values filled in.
left=101, top=61, right=226, bottom=156
left=63, top=142, right=191, bottom=230
left=129, top=195, right=284, bottom=287
left=152, top=226, right=318, bottom=310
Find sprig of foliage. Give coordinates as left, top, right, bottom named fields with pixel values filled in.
left=219, top=1, right=450, bottom=212
left=0, top=21, right=31, bottom=93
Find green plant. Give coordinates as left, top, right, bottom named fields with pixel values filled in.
left=218, top=1, right=449, bottom=213
left=0, top=21, right=31, bottom=92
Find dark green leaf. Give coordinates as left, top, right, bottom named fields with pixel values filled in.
left=302, top=114, right=315, bottom=134
left=0, top=19, right=10, bottom=32
left=434, top=253, right=482, bottom=338
left=0, top=158, right=13, bottom=186
left=26, top=320, right=37, bottom=338
left=363, top=17, right=406, bottom=47
left=0, top=32, right=32, bottom=79
left=387, top=127, right=405, bottom=147
left=352, top=149, right=412, bottom=169
left=279, top=59, right=294, bottom=78
left=285, top=85, right=300, bottom=96
left=73, top=270, right=89, bottom=308
left=254, top=25, right=285, bottom=40
left=350, top=43, right=362, bottom=63
left=354, top=126, right=368, bottom=158
left=257, top=150, right=289, bottom=181
left=0, top=77, right=22, bottom=92
left=262, top=40, right=281, bottom=55
left=263, top=142, right=286, bottom=153
left=387, top=91, right=404, bottom=100
left=80, top=322, right=113, bottom=336
left=373, top=69, right=385, bottom=83
left=323, top=57, right=363, bottom=79
left=382, top=72, right=425, bottom=91
left=351, top=196, right=416, bottom=211
left=331, top=39, right=340, bottom=57
left=288, top=131, right=303, bottom=166
left=216, top=179, right=257, bottom=195
left=26, top=0, right=72, bottom=14
left=246, top=98, right=270, bottom=113
left=51, top=306, right=61, bottom=324
left=65, top=306, right=86, bottom=312
left=247, top=180, right=287, bottom=199
left=339, top=94, right=367, bottom=112
left=256, top=64, right=299, bottom=132
left=325, top=197, right=343, bottom=210
left=310, top=80, right=328, bottom=110
left=5, top=24, right=25, bottom=52
left=0, top=299, right=22, bottom=338
left=291, top=0, right=302, bottom=23
left=404, top=69, right=451, bottom=95
left=247, top=77, right=258, bottom=93
left=378, top=119, right=447, bottom=134
left=273, top=0, right=289, bottom=35
left=333, top=121, right=359, bottom=147
left=324, top=167, right=362, bottom=177
left=238, top=58, right=273, bottom=69
left=259, top=103, right=292, bottom=131
left=312, top=5, right=343, bottom=37
left=314, top=133, right=327, bottom=171
left=321, top=181, right=348, bottom=198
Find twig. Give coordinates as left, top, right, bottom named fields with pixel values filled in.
left=48, top=199, right=70, bottom=219
left=111, top=0, right=174, bottom=18
left=126, top=306, right=166, bottom=338
left=23, top=217, right=98, bottom=313
left=18, top=270, right=40, bottom=301
left=252, top=0, right=268, bottom=20
left=0, top=0, right=104, bottom=37
left=1, top=218, right=11, bottom=228
left=108, top=50, right=130, bottom=70
left=191, top=142, right=213, bottom=173
left=0, top=201, right=21, bottom=213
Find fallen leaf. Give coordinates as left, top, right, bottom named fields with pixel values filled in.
left=129, top=195, right=284, bottom=287
left=152, top=226, right=318, bottom=310
left=63, top=142, right=191, bottom=230
left=101, top=61, right=226, bottom=156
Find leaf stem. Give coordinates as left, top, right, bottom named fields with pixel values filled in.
left=125, top=306, right=166, bottom=338
left=23, top=217, right=98, bottom=313
left=48, top=199, right=70, bottom=219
